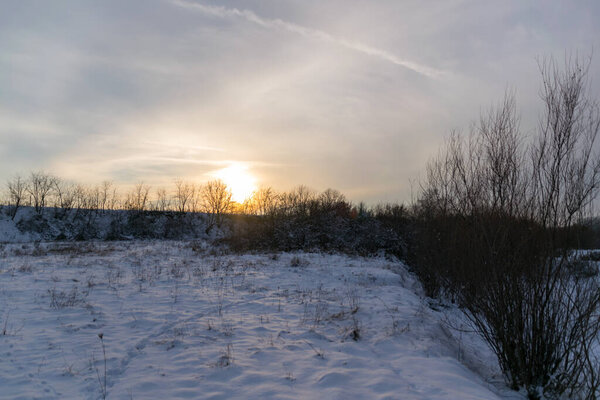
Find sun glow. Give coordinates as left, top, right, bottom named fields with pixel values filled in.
left=212, top=163, right=257, bottom=203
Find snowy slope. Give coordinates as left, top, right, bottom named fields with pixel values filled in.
left=0, top=213, right=33, bottom=243
left=0, top=241, right=521, bottom=399
left=0, top=207, right=211, bottom=243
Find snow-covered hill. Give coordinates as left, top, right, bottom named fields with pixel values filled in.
left=0, top=207, right=211, bottom=243
left=0, top=241, right=521, bottom=399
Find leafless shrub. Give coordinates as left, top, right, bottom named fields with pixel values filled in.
left=174, top=180, right=196, bottom=213
left=280, top=185, right=315, bottom=217
left=99, top=181, right=117, bottom=212
left=284, top=368, right=296, bottom=383
left=345, top=288, right=360, bottom=314
left=218, top=318, right=234, bottom=337
left=215, top=288, right=226, bottom=317
left=301, top=288, right=328, bottom=328
left=214, top=343, right=234, bottom=368
left=305, top=341, right=326, bottom=359
left=2, top=311, right=10, bottom=336
left=105, top=267, right=124, bottom=289
left=153, top=187, right=172, bottom=212
left=132, top=263, right=158, bottom=291
left=202, top=179, right=232, bottom=229
left=376, top=296, right=408, bottom=336
left=27, top=171, right=57, bottom=215
left=124, top=182, right=151, bottom=212
left=414, top=55, right=600, bottom=399
left=249, top=186, right=279, bottom=216
left=6, top=174, right=27, bottom=220
left=1, top=311, right=24, bottom=337
left=48, top=286, right=87, bottom=309
left=290, top=255, right=309, bottom=268
left=170, top=264, right=185, bottom=279
left=172, top=323, right=189, bottom=338
left=17, top=263, right=32, bottom=273
left=342, top=315, right=361, bottom=341
left=95, top=333, right=107, bottom=400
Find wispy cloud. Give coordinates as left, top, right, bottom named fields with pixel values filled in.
left=171, top=0, right=443, bottom=78
left=142, top=141, right=225, bottom=153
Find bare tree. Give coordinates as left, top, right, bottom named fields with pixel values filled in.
left=6, top=175, right=28, bottom=220
left=52, top=179, right=78, bottom=218
left=421, top=91, right=527, bottom=219
left=201, top=179, right=232, bottom=228
left=99, top=181, right=114, bottom=213
left=250, top=186, right=279, bottom=216
left=154, top=187, right=171, bottom=212
left=124, top=182, right=151, bottom=211
left=72, top=184, right=88, bottom=215
left=191, top=184, right=204, bottom=213
left=318, top=188, right=348, bottom=214
left=27, top=171, right=57, bottom=214
left=531, top=55, right=600, bottom=228
left=238, top=195, right=256, bottom=215
left=87, top=185, right=101, bottom=212
left=280, top=185, right=315, bottom=216
left=174, top=180, right=195, bottom=213
left=106, top=185, right=119, bottom=211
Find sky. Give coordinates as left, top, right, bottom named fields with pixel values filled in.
left=1, top=1, right=599, bottom=204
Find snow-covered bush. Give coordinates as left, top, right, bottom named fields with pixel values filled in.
left=224, top=191, right=407, bottom=257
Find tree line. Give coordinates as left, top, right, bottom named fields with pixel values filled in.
left=3, top=174, right=231, bottom=217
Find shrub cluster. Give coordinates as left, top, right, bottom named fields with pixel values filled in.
left=7, top=208, right=209, bottom=241
left=409, top=56, right=600, bottom=399
left=224, top=188, right=408, bottom=257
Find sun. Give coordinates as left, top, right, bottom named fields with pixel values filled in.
left=212, top=163, right=257, bottom=203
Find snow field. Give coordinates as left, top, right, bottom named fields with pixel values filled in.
left=0, top=241, right=518, bottom=399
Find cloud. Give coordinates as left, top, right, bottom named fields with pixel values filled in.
left=1, top=0, right=598, bottom=203
left=171, top=0, right=443, bottom=78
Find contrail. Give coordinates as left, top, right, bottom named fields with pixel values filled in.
left=171, top=0, right=442, bottom=78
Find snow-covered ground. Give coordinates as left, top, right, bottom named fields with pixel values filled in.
left=0, top=213, right=31, bottom=243
left=0, top=241, right=521, bottom=399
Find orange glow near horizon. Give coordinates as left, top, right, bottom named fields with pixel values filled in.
left=212, top=163, right=257, bottom=203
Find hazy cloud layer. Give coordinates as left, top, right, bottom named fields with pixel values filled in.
left=172, top=0, right=443, bottom=77
left=1, top=0, right=599, bottom=203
